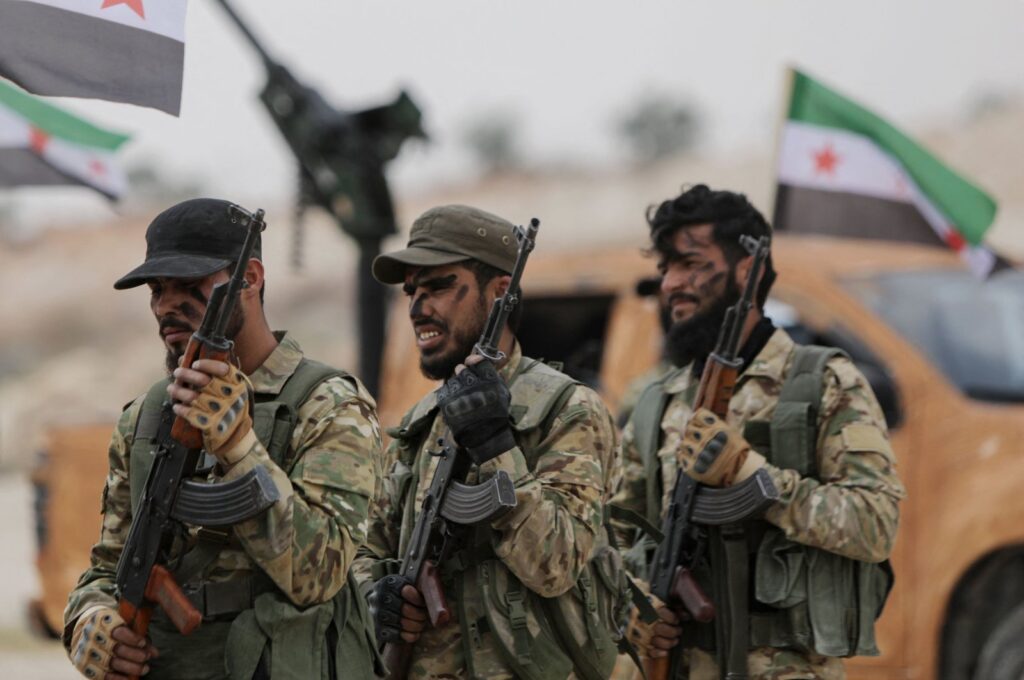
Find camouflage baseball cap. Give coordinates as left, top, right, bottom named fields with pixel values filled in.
left=372, top=204, right=519, bottom=284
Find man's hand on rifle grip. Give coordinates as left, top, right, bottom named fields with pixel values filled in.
left=70, top=605, right=159, bottom=679
left=169, top=358, right=255, bottom=466
left=370, top=576, right=429, bottom=645
left=627, top=594, right=682, bottom=660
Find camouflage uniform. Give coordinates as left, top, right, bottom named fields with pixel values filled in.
left=64, top=333, right=383, bottom=679
left=613, top=328, right=906, bottom=679
left=353, top=343, right=620, bottom=679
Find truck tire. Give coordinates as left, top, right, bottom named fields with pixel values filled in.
left=974, top=601, right=1024, bottom=680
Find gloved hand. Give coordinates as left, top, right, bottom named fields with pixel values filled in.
left=170, top=358, right=254, bottom=465
left=369, top=575, right=428, bottom=644
left=626, top=593, right=682, bottom=660
left=69, top=605, right=158, bottom=678
left=680, top=408, right=765, bottom=487
left=436, top=359, right=515, bottom=465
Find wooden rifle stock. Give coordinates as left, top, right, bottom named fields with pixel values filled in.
left=169, top=339, right=234, bottom=448
left=694, top=356, right=739, bottom=417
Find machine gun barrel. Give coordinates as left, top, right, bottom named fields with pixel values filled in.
left=212, top=0, right=276, bottom=66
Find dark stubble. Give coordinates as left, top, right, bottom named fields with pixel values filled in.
left=419, top=293, right=489, bottom=381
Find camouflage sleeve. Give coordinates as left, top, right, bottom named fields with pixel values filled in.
left=350, top=437, right=404, bottom=594
left=222, top=375, right=383, bottom=606
left=62, top=398, right=142, bottom=649
left=481, top=386, right=617, bottom=598
left=763, top=357, right=907, bottom=563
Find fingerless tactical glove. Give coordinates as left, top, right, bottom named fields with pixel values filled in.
left=680, top=408, right=765, bottom=487
left=436, top=360, right=516, bottom=465
left=69, top=605, right=124, bottom=679
left=369, top=574, right=413, bottom=645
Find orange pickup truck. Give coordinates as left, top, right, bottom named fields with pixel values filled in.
left=33, top=235, right=1024, bottom=680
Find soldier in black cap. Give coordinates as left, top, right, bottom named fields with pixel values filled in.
left=64, top=199, right=383, bottom=680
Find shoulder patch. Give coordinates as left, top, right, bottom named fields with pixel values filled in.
left=840, top=422, right=890, bottom=453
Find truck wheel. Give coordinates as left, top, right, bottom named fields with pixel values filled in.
left=974, top=602, right=1024, bottom=680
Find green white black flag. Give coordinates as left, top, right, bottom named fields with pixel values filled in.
left=0, top=0, right=188, bottom=115
left=774, top=69, right=1000, bottom=276
left=0, top=80, right=129, bottom=198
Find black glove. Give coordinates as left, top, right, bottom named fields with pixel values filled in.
left=436, top=360, right=516, bottom=465
left=368, top=574, right=411, bottom=645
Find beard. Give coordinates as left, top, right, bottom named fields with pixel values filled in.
left=162, top=303, right=245, bottom=374
left=663, top=275, right=741, bottom=369
left=419, top=299, right=489, bottom=381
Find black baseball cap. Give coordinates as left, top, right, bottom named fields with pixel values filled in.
left=114, top=198, right=262, bottom=290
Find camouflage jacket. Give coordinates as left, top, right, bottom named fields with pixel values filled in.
left=63, top=333, right=384, bottom=647
left=352, top=343, right=620, bottom=679
left=612, top=328, right=906, bottom=676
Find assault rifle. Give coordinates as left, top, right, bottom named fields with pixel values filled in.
left=213, top=0, right=426, bottom=395
left=646, top=235, right=779, bottom=680
left=380, top=218, right=540, bottom=679
left=114, top=205, right=279, bottom=674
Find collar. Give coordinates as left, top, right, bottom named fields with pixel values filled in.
left=498, top=340, right=524, bottom=383
left=737, top=328, right=795, bottom=385
left=248, top=331, right=303, bottom=395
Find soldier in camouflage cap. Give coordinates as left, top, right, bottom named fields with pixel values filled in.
left=613, top=185, right=906, bottom=679
left=63, top=198, right=383, bottom=680
left=354, top=204, right=627, bottom=679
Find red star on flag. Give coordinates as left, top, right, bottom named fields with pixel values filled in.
left=812, top=144, right=839, bottom=176
left=89, top=159, right=108, bottom=177
left=101, top=0, right=145, bottom=19
left=943, top=229, right=967, bottom=252
left=29, top=127, right=50, bottom=153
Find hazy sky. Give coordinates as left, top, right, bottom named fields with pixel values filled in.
left=4, top=0, right=1024, bottom=226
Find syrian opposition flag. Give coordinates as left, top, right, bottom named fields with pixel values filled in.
left=0, top=80, right=129, bottom=198
left=0, top=0, right=188, bottom=115
left=774, top=69, right=1001, bottom=276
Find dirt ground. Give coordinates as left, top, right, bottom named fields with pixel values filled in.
left=0, top=473, right=78, bottom=677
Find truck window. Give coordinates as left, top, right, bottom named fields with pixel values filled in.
left=843, top=268, right=1024, bottom=403
left=517, top=293, right=616, bottom=391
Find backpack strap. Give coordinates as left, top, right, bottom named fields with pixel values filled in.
left=769, top=345, right=848, bottom=477
left=631, top=369, right=680, bottom=526
left=253, top=358, right=349, bottom=473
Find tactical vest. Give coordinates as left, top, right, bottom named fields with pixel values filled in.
left=386, top=358, right=632, bottom=680
left=128, top=358, right=380, bottom=680
left=631, top=345, right=893, bottom=661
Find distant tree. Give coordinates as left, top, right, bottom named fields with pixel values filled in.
left=616, top=93, right=700, bottom=164
left=462, top=112, right=523, bottom=175
left=126, top=160, right=205, bottom=206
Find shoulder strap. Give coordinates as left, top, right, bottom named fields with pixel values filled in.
left=133, top=378, right=172, bottom=442
left=631, top=375, right=674, bottom=525
left=769, top=344, right=848, bottom=477
left=508, top=358, right=579, bottom=434
left=256, top=358, right=349, bottom=472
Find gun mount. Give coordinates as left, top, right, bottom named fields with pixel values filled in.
left=214, top=0, right=427, bottom=395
